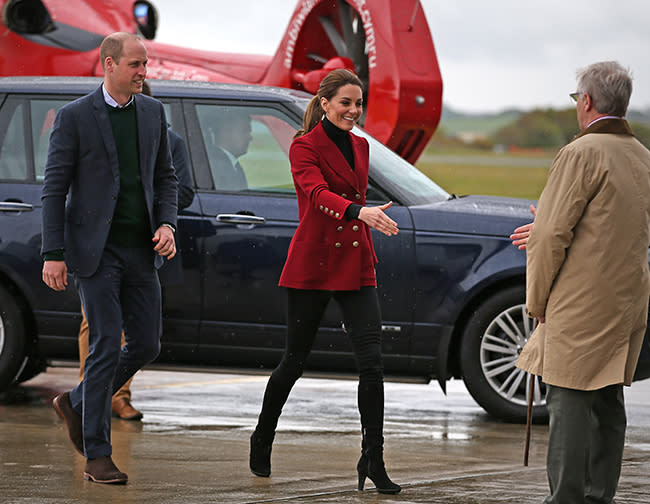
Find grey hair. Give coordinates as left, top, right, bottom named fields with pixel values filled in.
left=576, top=61, right=633, bottom=117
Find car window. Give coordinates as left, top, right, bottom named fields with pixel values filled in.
left=0, top=99, right=27, bottom=181
left=31, top=99, right=68, bottom=181
left=163, top=103, right=171, bottom=125
left=194, top=104, right=297, bottom=194
left=162, top=102, right=184, bottom=133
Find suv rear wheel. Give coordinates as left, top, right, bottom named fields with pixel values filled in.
left=460, top=285, right=548, bottom=423
left=0, top=283, right=27, bottom=391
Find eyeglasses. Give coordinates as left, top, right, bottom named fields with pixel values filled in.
left=569, top=92, right=583, bottom=103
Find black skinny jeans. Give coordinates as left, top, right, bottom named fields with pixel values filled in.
left=255, top=287, right=385, bottom=446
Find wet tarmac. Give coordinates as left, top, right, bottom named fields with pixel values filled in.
left=1, top=366, right=648, bottom=503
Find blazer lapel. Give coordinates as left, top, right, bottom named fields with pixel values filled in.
left=135, top=94, right=151, bottom=180
left=91, top=86, right=120, bottom=180
left=350, top=134, right=368, bottom=190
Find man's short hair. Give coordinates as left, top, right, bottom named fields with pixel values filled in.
left=99, top=32, right=142, bottom=71
left=215, top=109, right=250, bottom=124
left=212, top=110, right=251, bottom=139
left=576, top=61, right=633, bottom=117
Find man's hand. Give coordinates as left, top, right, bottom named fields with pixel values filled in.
left=152, top=225, right=176, bottom=259
left=358, top=202, right=399, bottom=236
left=510, top=204, right=537, bottom=250
left=42, top=261, right=68, bottom=291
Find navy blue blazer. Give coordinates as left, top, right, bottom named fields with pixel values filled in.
left=168, top=128, right=194, bottom=210
left=41, top=85, right=178, bottom=277
left=157, top=128, right=194, bottom=287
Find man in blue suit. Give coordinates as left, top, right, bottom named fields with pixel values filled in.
left=42, top=32, right=178, bottom=485
left=75, top=80, right=194, bottom=424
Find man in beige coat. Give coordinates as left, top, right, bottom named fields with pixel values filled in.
left=515, top=61, right=650, bottom=504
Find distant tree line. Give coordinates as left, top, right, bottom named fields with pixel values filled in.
left=491, top=108, right=650, bottom=149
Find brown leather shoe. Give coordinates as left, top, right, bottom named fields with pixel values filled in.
left=84, top=456, right=128, bottom=484
left=112, top=398, right=143, bottom=421
left=52, top=392, right=84, bottom=455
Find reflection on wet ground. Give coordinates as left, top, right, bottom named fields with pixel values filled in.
left=1, top=367, right=649, bottom=503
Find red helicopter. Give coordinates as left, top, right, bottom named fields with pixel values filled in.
left=0, top=0, right=443, bottom=163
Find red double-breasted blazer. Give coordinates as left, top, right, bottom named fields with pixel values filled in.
left=278, top=122, right=378, bottom=290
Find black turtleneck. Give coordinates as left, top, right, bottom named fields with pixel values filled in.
left=322, top=116, right=355, bottom=170
left=321, top=117, right=362, bottom=220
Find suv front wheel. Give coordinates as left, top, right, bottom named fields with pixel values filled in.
left=460, top=285, right=548, bottom=423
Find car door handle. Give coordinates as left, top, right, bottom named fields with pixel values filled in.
left=0, top=201, right=34, bottom=213
left=342, top=322, right=402, bottom=333
left=216, top=214, right=266, bottom=225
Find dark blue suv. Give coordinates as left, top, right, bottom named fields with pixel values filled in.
left=1, top=77, right=648, bottom=421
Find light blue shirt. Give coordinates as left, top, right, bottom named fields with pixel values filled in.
left=102, top=84, right=134, bottom=108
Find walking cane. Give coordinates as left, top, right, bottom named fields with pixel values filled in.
left=523, top=318, right=539, bottom=466
left=524, top=372, right=535, bottom=466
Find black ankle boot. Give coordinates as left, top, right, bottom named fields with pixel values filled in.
left=249, top=432, right=272, bottom=477
left=357, top=447, right=401, bottom=494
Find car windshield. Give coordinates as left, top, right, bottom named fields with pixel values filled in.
left=352, top=126, right=450, bottom=206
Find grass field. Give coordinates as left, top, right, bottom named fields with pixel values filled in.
left=439, top=110, right=521, bottom=136
left=415, top=146, right=555, bottom=200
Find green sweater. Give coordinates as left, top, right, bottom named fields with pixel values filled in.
left=106, top=102, right=151, bottom=248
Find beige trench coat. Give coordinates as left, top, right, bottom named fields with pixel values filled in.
left=516, top=119, right=650, bottom=390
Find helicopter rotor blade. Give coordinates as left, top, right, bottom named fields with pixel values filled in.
left=306, top=53, right=328, bottom=64
left=318, top=15, right=348, bottom=58
left=338, top=1, right=369, bottom=122
left=316, top=1, right=371, bottom=125
left=338, top=0, right=362, bottom=68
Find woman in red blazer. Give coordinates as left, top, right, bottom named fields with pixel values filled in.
left=250, top=69, right=401, bottom=494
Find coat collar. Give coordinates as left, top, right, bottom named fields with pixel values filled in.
left=572, top=117, right=634, bottom=142
left=309, top=122, right=364, bottom=191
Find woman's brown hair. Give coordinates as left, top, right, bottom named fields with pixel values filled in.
left=294, top=69, right=363, bottom=139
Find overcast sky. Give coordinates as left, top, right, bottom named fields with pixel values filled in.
left=151, top=0, right=650, bottom=114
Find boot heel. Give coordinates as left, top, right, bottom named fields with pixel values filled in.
left=366, top=449, right=401, bottom=494
left=357, top=471, right=366, bottom=491
left=249, top=433, right=272, bottom=477
left=357, top=452, right=368, bottom=491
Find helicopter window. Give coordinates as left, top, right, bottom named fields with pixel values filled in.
left=194, top=104, right=297, bottom=194
left=133, top=1, right=158, bottom=40
left=0, top=99, right=27, bottom=181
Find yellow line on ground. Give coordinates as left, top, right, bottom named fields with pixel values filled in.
left=136, top=376, right=267, bottom=390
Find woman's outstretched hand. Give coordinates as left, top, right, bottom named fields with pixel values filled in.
left=358, top=202, right=399, bottom=236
